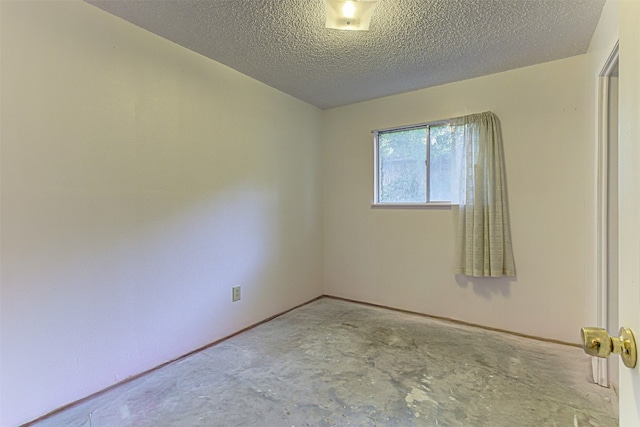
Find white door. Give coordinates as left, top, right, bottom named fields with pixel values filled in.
left=616, top=1, right=640, bottom=425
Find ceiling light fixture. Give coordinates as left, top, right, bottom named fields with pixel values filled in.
left=325, top=0, right=377, bottom=31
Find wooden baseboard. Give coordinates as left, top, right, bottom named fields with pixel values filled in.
left=21, top=295, right=323, bottom=427
left=322, top=294, right=581, bottom=348
left=23, top=293, right=579, bottom=425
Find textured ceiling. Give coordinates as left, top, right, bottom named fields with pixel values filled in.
left=85, top=0, right=605, bottom=110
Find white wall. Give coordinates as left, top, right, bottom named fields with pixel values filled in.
left=0, top=2, right=323, bottom=425
left=323, top=55, right=592, bottom=344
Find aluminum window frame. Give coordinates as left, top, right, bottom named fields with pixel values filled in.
left=372, top=120, right=452, bottom=208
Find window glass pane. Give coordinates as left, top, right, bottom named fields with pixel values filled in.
left=429, top=124, right=452, bottom=201
left=379, top=128, right=426, bottom=203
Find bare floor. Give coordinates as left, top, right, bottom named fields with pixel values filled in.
left=33, top=298, right=618, bottom=426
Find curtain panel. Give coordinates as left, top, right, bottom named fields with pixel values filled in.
left=451, top=112, right=515, bottom=277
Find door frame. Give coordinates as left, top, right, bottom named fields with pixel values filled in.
left=594, top=41, right=619, bottom=388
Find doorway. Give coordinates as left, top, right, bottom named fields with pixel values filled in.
left=595, top=44, right=619, bottom=391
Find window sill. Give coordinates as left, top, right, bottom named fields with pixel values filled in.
left=370, top=203, right=453, bottom=210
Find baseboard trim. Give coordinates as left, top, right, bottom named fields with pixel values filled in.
left=21, top=295, right=323, bottom=427
left=22, top=293, right=579, bottom=425
left=322, top=294, right=581, bottom=348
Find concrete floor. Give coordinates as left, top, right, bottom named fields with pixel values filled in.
left=33, top=298, right=618, bottom=426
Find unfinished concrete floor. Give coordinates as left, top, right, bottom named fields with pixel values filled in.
left=33, top=298, right=618, bottom=426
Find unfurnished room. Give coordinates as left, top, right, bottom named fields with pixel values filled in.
left=1, top=1, right=640, bottom=426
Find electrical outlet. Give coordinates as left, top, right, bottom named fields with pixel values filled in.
left=232, top=286, right=241, bottom=302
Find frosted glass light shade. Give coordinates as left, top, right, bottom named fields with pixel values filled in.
left=325, top=0, right=377, bottom=31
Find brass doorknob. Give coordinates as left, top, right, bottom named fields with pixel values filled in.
left=580, top=327, right=637, bottom=368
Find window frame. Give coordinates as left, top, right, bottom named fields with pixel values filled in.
left=372, top=119, right=453, bottom=209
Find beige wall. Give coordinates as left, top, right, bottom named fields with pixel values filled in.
left=323, top=55, right=592, bottom=344
left=0, top=2, right=323, bottom=425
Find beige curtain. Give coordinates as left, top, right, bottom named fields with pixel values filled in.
left=451, top=112, right=515, bottom=277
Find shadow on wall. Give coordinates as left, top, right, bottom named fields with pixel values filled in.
left=455, top=275, right=516, bottom=299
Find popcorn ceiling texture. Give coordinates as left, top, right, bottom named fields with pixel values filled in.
left=86, top=0, right=605, bottom=110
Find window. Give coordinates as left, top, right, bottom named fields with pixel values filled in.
left=373, top=122, right=454, bottom=205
